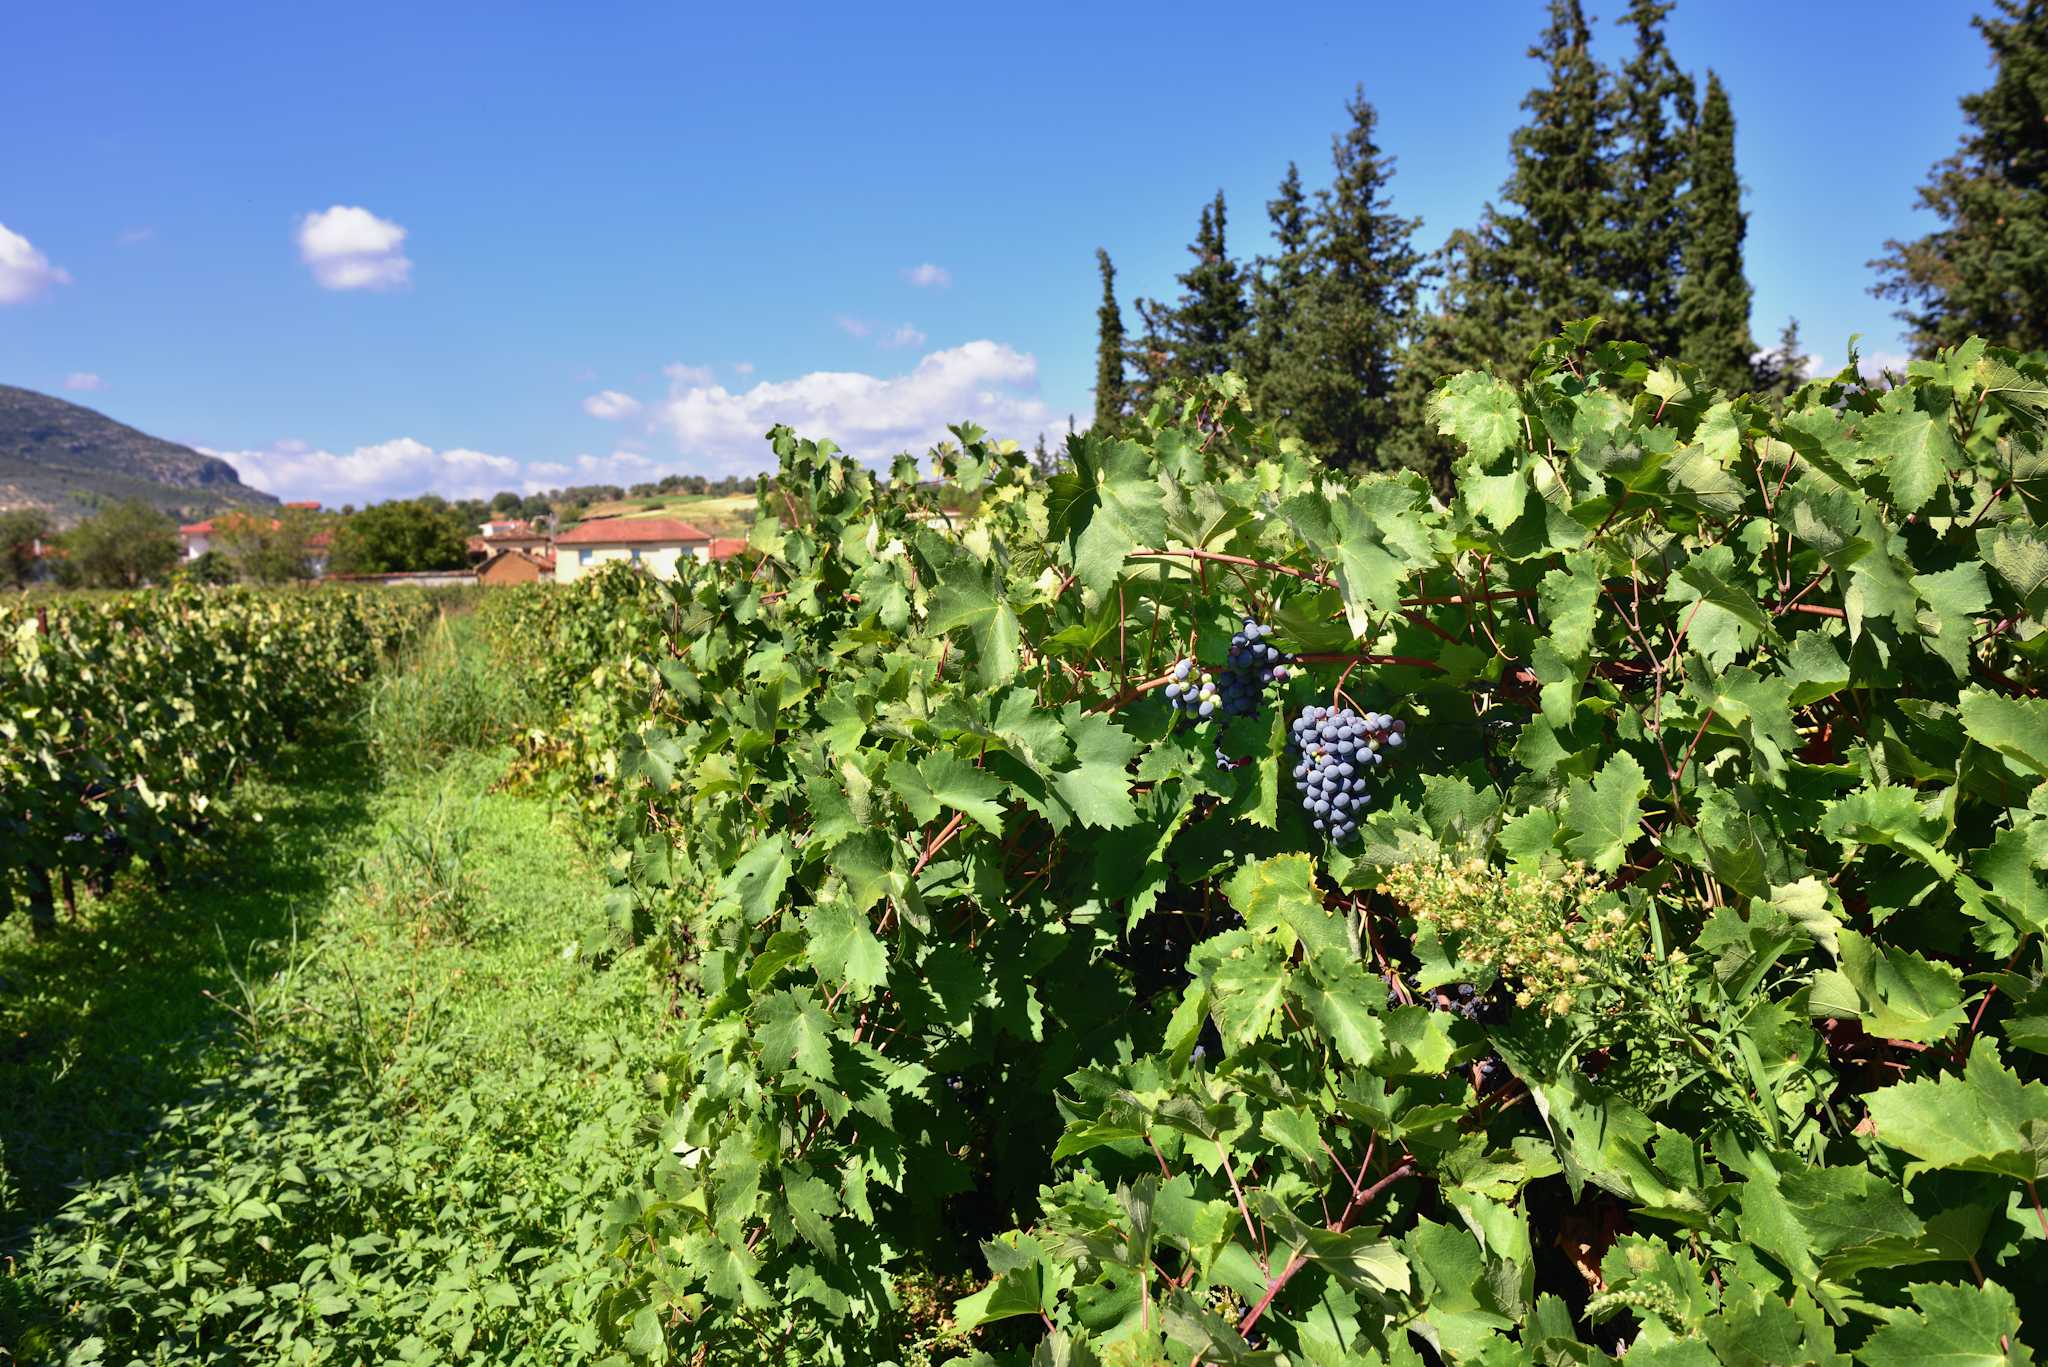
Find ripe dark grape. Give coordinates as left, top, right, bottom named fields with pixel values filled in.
left=1164, top=618, right=1293, bottom=726
left=1288, top=704, right=1405, bottom=843
left=1218, top=620, right=1291, bottom=716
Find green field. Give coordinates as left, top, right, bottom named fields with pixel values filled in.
left=578, top=492, right=756, bottom=529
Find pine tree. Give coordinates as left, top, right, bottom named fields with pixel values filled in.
left=1752, top=317, right=1809, bottom=401
left=1674, top=72, right=1758, bottom=392
left=1414, top=0, right=1621, bottom=379
left=1872, top=0, right=2048, bottom=352
left=1093, top=248, right=1129, bottom=433
left=1610, top=0, right=1695, bottom=353
left=1263, top=91, right=1428, bottom=470
left=1132, top=191, right=1251, bottom=401
left=1247, top=162, right=1312, bottom=405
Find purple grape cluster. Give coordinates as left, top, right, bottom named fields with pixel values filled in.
left=1384, top=974, right=1497, bottom=1022
left=1289, top=705, right=1405, bottom=842
left=1221, top=620, right=1291, bottom=713
left=1164, top=619, right=1293, bottom=724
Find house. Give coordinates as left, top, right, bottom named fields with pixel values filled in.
left=468, top=517, right=553, bottom=565
left=177, top=518, right=216, bottom=560
left=178, top=507, right=332, bottom=576
left=477, top=546, right=556, bottom=585
left=553, top=517, right=712, bottom=582
left=705, top=537, right=748, bottom=562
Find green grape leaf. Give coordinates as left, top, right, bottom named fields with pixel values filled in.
left=1563, top=752, right=1648, bottom=873
left=1863, top=1040, right=2048, bottom=1181
left=1855, top=1281, right=2034, bottom=1366
left=888, top=752, right=1008, bottom=835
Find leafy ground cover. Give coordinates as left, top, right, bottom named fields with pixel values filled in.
left=1, top=620, right=668, bottom=1364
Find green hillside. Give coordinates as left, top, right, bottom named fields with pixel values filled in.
left=0, top=384, right=276, bottom=526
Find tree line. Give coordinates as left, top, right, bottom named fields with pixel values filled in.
left=1091, top=0, right=2048, bottom=476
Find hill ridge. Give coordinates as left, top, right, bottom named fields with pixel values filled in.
left=0, top=383, right=277, bottom=525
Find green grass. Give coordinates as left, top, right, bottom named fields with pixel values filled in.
left=0, top=630, right=667, bottom=1364
left=361, top=609, right=543, bottom=776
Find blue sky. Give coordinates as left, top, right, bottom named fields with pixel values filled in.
left=0, top=1, right=1995, bottom=504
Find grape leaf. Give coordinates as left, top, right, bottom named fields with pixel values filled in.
left=1863, top=1040, right=2048, bottom=1181
left=887, top=753, right=1007, bottom=835
left=757, top=989, right=836, bottom=1084
left=1959, top=690, right=2048, bottom=778
left=1223, top=853, right=1349, bottom=961
left=805, top=900, right=888, bottom=1000
left=1563, top=752, right=1648, bottom=873
left=1855, top=1281, right=2034, bottom=1366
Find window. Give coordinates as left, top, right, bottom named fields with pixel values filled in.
left=581, top=548, right=592, bottom=565
left=630, top=547, right=642, bottom=562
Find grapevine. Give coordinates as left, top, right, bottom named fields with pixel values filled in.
left=474, top=334, right=2048, bottom=1364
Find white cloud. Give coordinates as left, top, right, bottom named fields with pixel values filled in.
left=577, top=449, right=660, bottom=477
left=528, top=461, right=571, bottom=478
left=664, top=362, right=718, bottom=386
left=296, top=205, right=412, bottom=291
left=1800, top=349, right=1912, bottom=384
left=63, top=372, right=106, bottom=392
left=204, top=436, right=519, bottom=504
left=582, top=389, right=643, bottom=420
left=901, top=263, right=952, bottom=288
left=732, top=361, right=755, bottom=376
left=651, top=339, right=1061, bottom=475
left=838, top=317, right=926, bottom=348
left=0, top=222, right=71, bottom=304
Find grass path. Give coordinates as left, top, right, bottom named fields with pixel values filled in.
left=1, top=658, right=666, bottom=1363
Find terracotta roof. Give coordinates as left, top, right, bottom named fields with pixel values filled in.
left=181, top=515, right=332, bottom=546
left=555, top=516, right=713, bottom=546
left=284, top=500, right=322, bottom=510
left=707, top=537, right=748, bottom=560
left=479, top=546, right=555, bottom=572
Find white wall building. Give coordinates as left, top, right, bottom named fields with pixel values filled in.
left=553, top=517, right=713, bottom=583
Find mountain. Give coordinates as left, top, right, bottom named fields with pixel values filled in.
left=0, top=384, right=277, bottom=525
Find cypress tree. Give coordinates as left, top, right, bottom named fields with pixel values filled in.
left=1247, top=162, right=1312, bottom=405
left=1674, top=72, right=1758, bottom=392
left=1133, top=192, right=1252, bottom=399
left=1611, top=0, right=1695, bottom=353
left=1093, top=248, right=1128, bottom=432
left=1414, top=0, right=1621, bottom=378
left=1872, top=0, right=2048, bottom=352
left=1265, top=90, right=1428, bottom=470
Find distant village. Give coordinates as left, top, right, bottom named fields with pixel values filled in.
left=172, top=508, right=750, bottom=587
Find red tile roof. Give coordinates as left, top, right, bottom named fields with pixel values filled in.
left=707, top=537, right=748, bottom=560
left=555, top=516, right=713, bottom=546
